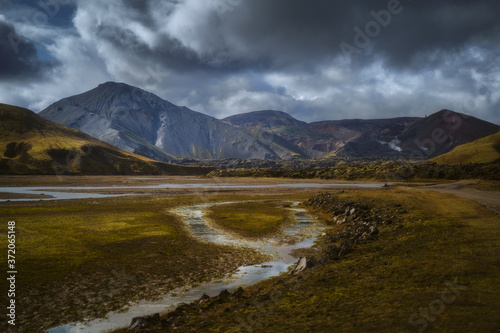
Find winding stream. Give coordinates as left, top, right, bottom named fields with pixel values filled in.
left=47, top=201, right=324, bottom=333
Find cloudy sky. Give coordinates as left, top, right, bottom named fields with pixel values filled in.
left=0, top=0, right=499, bottom=124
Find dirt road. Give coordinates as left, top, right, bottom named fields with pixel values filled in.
left=416, top=181, right=500, bottom=214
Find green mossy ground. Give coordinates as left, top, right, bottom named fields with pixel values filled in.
left=206, top=201, right=295, bottom=238
left=0, top=193, right=306, bottom=332
left=123, top=189, right=500, bottom=332
left=3, top=186, right=500, bottom=332
left=431, top=131, right=500, bottom=164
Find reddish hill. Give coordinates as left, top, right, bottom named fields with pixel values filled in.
left=224, top=109, right=499, bottom=159
left=398, top=110, right=500, bottom=158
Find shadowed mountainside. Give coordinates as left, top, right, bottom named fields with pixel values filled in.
left=224, top=109, right=499, bottom=158
left=0, top=104, right=211, bottom=175
left=40, top=82, right=310, bottom=161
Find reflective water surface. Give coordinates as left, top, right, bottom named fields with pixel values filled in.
left=0, top=181, right=384, bottom=202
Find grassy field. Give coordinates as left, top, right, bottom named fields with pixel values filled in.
left=0, top=193, right=311, bottom=332
left=431, top=131, right=500, bottom=164
left=2, top=183, right=499, bottom=333
left=127, top=188, right=500, bottom=332
left=206, top=201, right=295, bottom=238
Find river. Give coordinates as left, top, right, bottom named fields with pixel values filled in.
left=0, top=181, right=385, bottom=202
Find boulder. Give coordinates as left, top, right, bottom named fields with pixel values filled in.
left=198, top=293, right=211, bottom=304
left=291, top=257, right=307, bottom=274
left=129, top=313, right=160, bottom=332
left=290, top=257, right=317, bottom=274
left=218, top=289, right=230, bottom=300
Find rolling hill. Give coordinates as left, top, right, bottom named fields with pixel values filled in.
left=431, top=130, right=500, bottom=164
left=0, top=104, right=210, bottom=175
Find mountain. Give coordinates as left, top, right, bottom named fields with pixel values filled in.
left=40, top=82, right=309, bottom=161
left=224, top=111, right=335, bottom=152
left=224, top=110, right=421, bottom=155
left=309, top=117, right=420, bottom=156
left=224, top=109, right=499, bottom=158
left=0, top=104, right=210, bottom=175
left=431, top=130, right=500, bottom=164
left=224, top=110, right=308, bottom=129
left=397, top=110, right=500, bottom=158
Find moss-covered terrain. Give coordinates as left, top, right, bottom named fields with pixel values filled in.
left=114, top=188, right=500, bottom=332
left=206, top=201, right=295, bottom=238
left=431, top=131, right=500, bottom=164
left=208, top=161, right=500, bottom=181
left=0, top=193, right=307, bottom=333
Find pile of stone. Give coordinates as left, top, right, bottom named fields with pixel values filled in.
left=306, top=193, right=403, bottom=265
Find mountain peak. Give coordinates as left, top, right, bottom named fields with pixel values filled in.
left=90, top=81, right=153, bottom=99
left=96, top=81, right=140, bottom=94
left=40, top=83, right=308, bottom=161
left=224, top=110, right=308, bottom=129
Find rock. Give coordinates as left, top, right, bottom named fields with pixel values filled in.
left=370, top=226, right=379, bottom=236
left=233, top=287, right=245, bottom=298
left=199, top=293, right=211, bottom=304
left=290, top=257, right=316, bottom=274
left=306, top=257, right=317, bottom=268
left=129, top=313, right=160, bottom=332
left=218, top=289, right=230, bottom=300
left=291, top=257, right=308, bottom=274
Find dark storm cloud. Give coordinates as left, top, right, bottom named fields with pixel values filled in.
left=0, top=20, right=55, bottom=80
left=82, top=0, right=500, bottom=76
left=1, top=0, right=499, bottom=124
left=0, top=0, right=77, bottom=29
left=367, top=0, right=500, bottom=70
left=201, top=0, right=500, bottom=71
